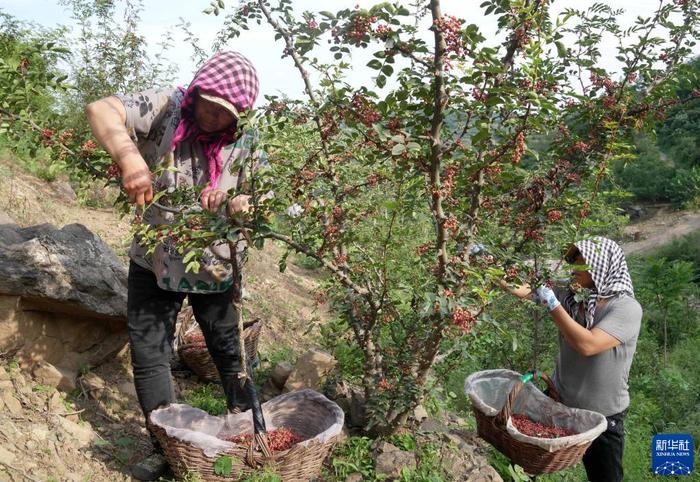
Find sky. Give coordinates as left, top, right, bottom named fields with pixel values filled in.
left=1, top=0, right=697, bottom=105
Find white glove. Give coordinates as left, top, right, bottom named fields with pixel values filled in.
left=469, top=243, right=487, bottom=255
left=533, top=286, right=561, bottom=312
left=286, top=203, right=304, bottom=218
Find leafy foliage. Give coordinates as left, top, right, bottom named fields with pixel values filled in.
left=181, top=383, right=227, bottom=416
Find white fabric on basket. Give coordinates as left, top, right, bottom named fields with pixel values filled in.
left=149, top=389, right=344, bottom=458
left=464, top=369, right=607, bottom=452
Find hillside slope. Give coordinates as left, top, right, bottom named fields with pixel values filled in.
left=0, top=157, right=331, bottom=481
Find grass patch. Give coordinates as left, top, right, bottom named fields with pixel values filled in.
left=253, top=346, right=296, bottom=389
left=181, top=383, right=227, bottom=416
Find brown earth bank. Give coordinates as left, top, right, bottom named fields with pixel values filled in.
left=0, top=158, right=334, bottom=481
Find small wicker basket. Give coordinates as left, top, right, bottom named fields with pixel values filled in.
left=149, top=389, right=344, bottom=482
left=467, top=370, right=604, bottom=475
left=177, top=310, right=262, bottom=382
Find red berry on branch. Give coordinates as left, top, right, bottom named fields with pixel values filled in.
left=547, top=210, right=562, bottom=223
left=452, top=307, right=475, bottom=333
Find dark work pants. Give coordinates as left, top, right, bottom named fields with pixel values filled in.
left=582, top=409, right=627, bottom=482
left=127, top=261, right=246, bottom=424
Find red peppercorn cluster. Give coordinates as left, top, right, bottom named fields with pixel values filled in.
left=452, top=307, right=475, bottom=333
left=590, top=73, right=616, bottom=94
left=505, top=266, right=519, bottom=280
left=344, top=13, right=378, bottom=45
left=300, top=170, right=317, bottom=181
left=547, top=210, right=562, bottom=223
left=415, top=243, right=432, bottom=256
left=375, top=24, right=391, bottom=39
left=432, top=15, right=466, bottom=56
left=58, top=129, right=74, bottom=143
left=511, top=131, right=525, bottom=165
left=378, top=378, right=392, bottom=391
left=320, top=111, right=338, bottom=141
left=366, top=173, right=382, bottom=186
left=81, top=139, right=97, bottom=151
left=524, top=229, right=544, bottom=241
left=443, top=216, right=459, bottom=235
left=106, top=162, right=121, bottom=180
left=350, top=94, right=381, bottom=127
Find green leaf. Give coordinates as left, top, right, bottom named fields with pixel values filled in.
left=183, top=250, right=196, bottom=264
left=405, top=141, right=421, bottom=152
left=214, top=456, right=233, bottom=476
left=376, top=74, right=386, bottom=88
left=367, top=59, right=382, bottom=70
left=185, top=260, right=201, bottom=274
left=555, top=41, right=567, bottom=58
left=381, top=64, right=394, bottom=76
left=391, top=143, right=406, bottom=155
left=279, top=251, right=289, bottom=273
left=115, top=436, right=135, bottom=447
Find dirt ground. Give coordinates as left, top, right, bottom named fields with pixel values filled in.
left=621, top=205, right=700, bottom=254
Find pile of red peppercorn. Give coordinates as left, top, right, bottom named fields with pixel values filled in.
left=511, top=414, right=576, bottom=438
left=223, top=428, right=304, bottom=452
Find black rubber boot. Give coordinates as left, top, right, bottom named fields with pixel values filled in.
left=131, top=451, right=170, bottom=481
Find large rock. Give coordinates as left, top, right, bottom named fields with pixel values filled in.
left=0, top=223, right=128, bottom=371
left=270, top=361, right=294, bottom=389
left=0, top=223, right=127, bottom=319
left=32, top=361, right=77, bottom=391
left=283, top=348, right=337, bottom=392
left=373, top=442, right=416, bottom=479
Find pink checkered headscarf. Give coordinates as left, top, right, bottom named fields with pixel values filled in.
left=171, top=51, right=260, bottom=188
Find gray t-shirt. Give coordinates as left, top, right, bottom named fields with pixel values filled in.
left=117, top=88, right=266, bottom=293
left=552, top=289, right=642, bottom=416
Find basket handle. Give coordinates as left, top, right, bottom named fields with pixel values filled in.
left=496, top=371, right=560, bottom=426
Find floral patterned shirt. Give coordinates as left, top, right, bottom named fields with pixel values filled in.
left=117, top=88, right=266, bottom=293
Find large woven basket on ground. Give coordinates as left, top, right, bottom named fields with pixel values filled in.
left=149, top=389, right=344, bottom=482
left=465, top=369, right=607, bottom=475
left=177, top=308, right=262, bottom=382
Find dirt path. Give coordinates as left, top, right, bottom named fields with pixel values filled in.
left=622, top=207, right=700, bottom=255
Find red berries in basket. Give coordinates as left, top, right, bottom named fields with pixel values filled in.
left=511, top=414, right=575, bottom=438
left=223, top=428, right=304, bottom=452
left=183, top=331, right=206, bottom=346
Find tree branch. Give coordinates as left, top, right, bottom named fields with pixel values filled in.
left=261, top=230, right=379, bottom=310
left=429, top=0, right=449, bottom=279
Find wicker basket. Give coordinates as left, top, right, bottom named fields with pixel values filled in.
left=149, top=389, right=344, bottom=481
left=178, top=317, right=262, bottom=382
left=466, top=369, right=606, bottom=475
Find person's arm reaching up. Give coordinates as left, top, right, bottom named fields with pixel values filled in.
left=86, top=96, right=153, bottom=206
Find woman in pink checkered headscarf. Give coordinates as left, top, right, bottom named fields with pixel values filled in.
left=173, top=51, right=259, bottom=192
left=86, top=51, right=263, bottom=481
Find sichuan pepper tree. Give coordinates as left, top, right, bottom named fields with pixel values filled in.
left=140, top=0, right=700, bottom=435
